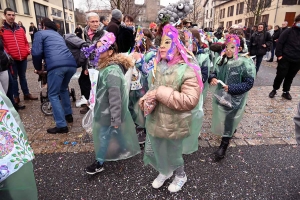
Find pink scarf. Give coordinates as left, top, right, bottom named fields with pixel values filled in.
left=88, top=28, right=95, bottom=40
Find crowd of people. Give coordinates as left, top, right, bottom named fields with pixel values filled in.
left=0, top=3, right=300, bottom=199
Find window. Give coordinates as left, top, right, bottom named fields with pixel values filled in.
left=34, top=3, right=48, bottom=27
left=282, top=0, right=297, bottom=5
left=6, top=0, right=17, bottom=12
left=206, top=10, right=208, bottom=19
left=226, top=21, right=232, bottom=28
left=22, top=0, right=30, bottom=15
left=235, top=19, right=242, bottom=24
left=261, top=14, right=269, bottom=24
left=264, top=0, right=272, bottom=7
left=210, top=8, right=212, bottom=17
left=236, top=2, right=244, bottom=15
left=68, top=0, right=73, bottom=10
left=63, top=0, right=67, bottom=8
left=227, top=5, right=234, bottom=17
left=219, top=22, right=224, bottom=27
left=57, top=10, right=62, bottom=17
left=0, top=1, right=2, bottom=10
left=245, top=17, right=254, bottom=27
left=220, top=8, right=225, bottom=19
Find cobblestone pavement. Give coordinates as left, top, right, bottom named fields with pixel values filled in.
left=18, top=61, right=300, bottom=155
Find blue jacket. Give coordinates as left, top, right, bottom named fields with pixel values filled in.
left=32, top=29, right=77, bottom=71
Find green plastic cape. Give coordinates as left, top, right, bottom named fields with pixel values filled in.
left=0, top=92, right=37, bottom=200
left=92, top=65, right=140, bottom=162
left=143, top=62, right=203, bottom=175
left=211, top=56, right=256, bottom=137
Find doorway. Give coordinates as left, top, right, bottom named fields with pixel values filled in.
left=284, top=12, right=296, bottom=27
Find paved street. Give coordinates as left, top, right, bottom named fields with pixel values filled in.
left=17, top=60, right=300, bottom=199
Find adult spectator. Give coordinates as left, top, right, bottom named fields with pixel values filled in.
left=281, top=21, right=289, bottom=33
left=18, top=21, right=26, bottom=33
left=100, top=16, right=109, bottom=30
left=117, top=15, right=135, bottom=53
left=249, top=23, right=272, bottom=73
left=1, top=8, right=38, bottom=106
left=269, top=14, right=300, bottom=100
left=182, top=19, right=192, bottom=28
left=267, top=25, right=274, bottom=36
left=29, top=22, right=38, bottom=43
left=75, top=24, right=83, bottom=38
left=56, top=23, right=64, bottom=36
left=250, top=25, right=257, bottom=35
left=79, top=12, right=106, bottom=114
left=267, top=25, right=281, bottom=62
left=106, top=9, right=122, bottom=39
left=32, top=18, right=77, bottom=134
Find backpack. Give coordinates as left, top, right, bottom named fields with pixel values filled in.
left=63, top=34, right=87, bottom=68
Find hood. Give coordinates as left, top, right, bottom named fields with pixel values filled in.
left=99, top=53, right=134, bottom=70
left=64, top=33, right=86, bottom=48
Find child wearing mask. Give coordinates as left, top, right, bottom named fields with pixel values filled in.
left=208, top=34, right=255, bottom=160
left=140, top=24, right=202, bottom=192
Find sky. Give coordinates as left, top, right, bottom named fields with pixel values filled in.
left=73, top=0, right=179, bottom=10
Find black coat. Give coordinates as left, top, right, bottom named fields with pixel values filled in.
left=75, top=27, right=83, bottom=39
left=276, top=27, right=300, bottom=62
left=117, top=25, right=135, bottom=53
left=272, top=29, right=281, bottom=42
left=249, top=31, right=272, bottom=56
left=106, top=18, right=121, bottom=40
left=0, top=39, right=10, bottom=72
left=29, top=26, right=37, bottom=36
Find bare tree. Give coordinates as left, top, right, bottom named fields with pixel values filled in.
left=110, top=0, right=144, bottom=20
left=83, top=0, right=95, bottom=11
left=75, top=8, right=87, bottom=26
left=187, top=0, right=203, bottom=26
left=241, top=0, right=273, bottom=26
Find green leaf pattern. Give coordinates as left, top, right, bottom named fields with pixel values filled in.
left=0, top=96, right=34, bottom=180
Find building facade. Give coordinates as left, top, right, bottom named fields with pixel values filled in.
left=203, top=0, right=227, bottom=29
left=136, top=0, right=163, bottom=28
left=0, top=0, right=75, bottom=43
left=213, top=0, right=300, bottom=29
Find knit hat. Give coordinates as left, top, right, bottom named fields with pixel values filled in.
left=112, top=9, right=122, bottom=20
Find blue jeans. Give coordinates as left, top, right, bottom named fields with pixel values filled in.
left=7, top=69, right=16, bottom=106
left=47, top=67, right=76, bottom=128
left=255, top=55, right=264, bottom=73
left=12, top=60, right=30, bottom=97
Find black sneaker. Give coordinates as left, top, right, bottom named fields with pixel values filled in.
left=65, top=114, right=73, bottom=123
left=136, top=128, right=146, bottom=144
left=85, top=160, right=104, bottom=175
left=282, top=92, right=292, bottom=100
left=47, top=126, right=69, bottom=134
left=269, top=90, right=277, bottom=98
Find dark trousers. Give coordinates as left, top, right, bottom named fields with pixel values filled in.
left=7, top=68, right=16, bottom=106
left=273, top=58, right=300, bottom=92
left=255, top=55, right=264, bottom=73
left=78, top=69, right=91, bottom=100
left=271, top=42, right=276, bottom=59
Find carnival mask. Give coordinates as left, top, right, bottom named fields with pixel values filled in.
left=221, top=34, right=240, bottom=60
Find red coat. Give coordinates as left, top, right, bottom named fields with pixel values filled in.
left=1, top=22, right=30, bottom=61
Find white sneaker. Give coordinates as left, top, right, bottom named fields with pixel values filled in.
left=152, top=173, right=173, bottom=189
left=168, top=175, right=187, bottom=193
left=76, top=95, right=88, bottom=107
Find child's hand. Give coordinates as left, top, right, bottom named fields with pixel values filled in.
left=210, top=78, right=218, bottom=86
left=147, top=90, right=157, bottom=100
left=84, top=70, right=89, bottom=75
left=132, top=52, right=141, bottom=60
left=139, top=98, right=145, bottom=111
left=223, top=85, right=229, bottom=92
